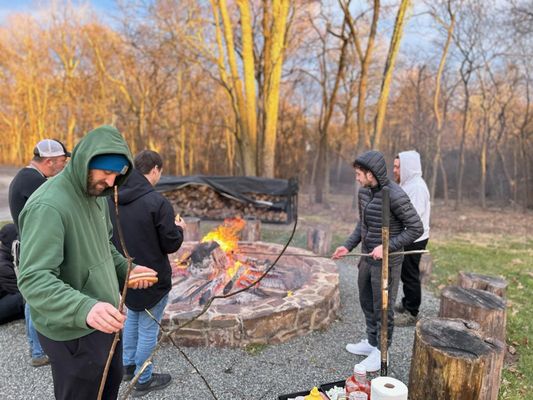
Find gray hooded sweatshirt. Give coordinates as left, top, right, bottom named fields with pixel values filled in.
left=398, top=150, right=430, bottom=242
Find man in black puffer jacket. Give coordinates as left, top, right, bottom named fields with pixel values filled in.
left=333, top=150, right=423, bottom=372
left=108, top=150, right=185, bottom=397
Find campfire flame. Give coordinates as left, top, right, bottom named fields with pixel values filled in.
left=200, top=217, right=258, bottom=288
left=201, top=217, right=245, bottom=253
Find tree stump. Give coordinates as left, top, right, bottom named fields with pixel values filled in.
left=439, top=286, right=506, bottom=342
left=241, top=216, right=261, bottom=242
left=183, top=217, right=201, bottom=241
left=457, top=271, right=508, bottom=298
left=409, top=318, right=505, bottom=400
left=306, top=226, right=331, bottom=256
left=419, top=253, right=433, bottom=284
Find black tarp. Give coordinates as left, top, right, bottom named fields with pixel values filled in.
left=156, top=175, right=298, bottom=210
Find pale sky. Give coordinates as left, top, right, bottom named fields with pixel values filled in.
left=0, top=0, right=118, bottom=25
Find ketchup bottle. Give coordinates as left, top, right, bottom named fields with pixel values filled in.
left=345, top=364, right=371, bottom=399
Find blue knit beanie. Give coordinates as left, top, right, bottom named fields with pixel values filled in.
left=88, top=154, right=129, bottom=175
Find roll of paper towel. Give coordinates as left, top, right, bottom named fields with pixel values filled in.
left=371, top=377, right=408, bottom=400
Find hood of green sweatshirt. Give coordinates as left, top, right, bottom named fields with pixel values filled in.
left=64, top=125, right=133, bottom=196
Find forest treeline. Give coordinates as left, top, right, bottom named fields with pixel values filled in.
left=0, top=0, right=531, bottom=208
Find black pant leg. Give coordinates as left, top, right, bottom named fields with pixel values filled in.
left=38, top=330, right=123, bottom=400
left=400, top=239, right=428, bottom=316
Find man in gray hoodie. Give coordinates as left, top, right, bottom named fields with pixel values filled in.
left=393, top=150, right=430, bottom=326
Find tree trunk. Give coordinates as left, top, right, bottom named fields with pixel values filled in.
left=455, top=88, right=469, bottom=210
left=439, top=286, right=507, bottom=342
left=313, top=22, right=348, bottom=204
left=430, top=5, right=455, bottom=200
left=409, top=318, right=505, bottom=400
left=372, top=0, right=411, bottom=149
left=262, top=0, right=290, bottom=178
left=439, top=156, right=449, bottom=205
left=480, top=139, right=487, bottom=208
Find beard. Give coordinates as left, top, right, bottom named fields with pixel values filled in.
left=86, top=174, right=110, bottom=196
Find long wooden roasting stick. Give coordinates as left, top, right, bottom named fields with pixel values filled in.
left=380, top=186, right=390, bottom=377
left=237, top=249, right=428, bottom=258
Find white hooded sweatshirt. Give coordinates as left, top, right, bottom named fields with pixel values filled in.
left=399, top=150, right=430, bottom=242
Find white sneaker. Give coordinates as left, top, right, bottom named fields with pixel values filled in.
left=358, top=348, right=384, bottom=372
left=345, top=339, right=377, bottom=356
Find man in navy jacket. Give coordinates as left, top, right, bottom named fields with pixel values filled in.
left=108, top=150, right=185, bottom=397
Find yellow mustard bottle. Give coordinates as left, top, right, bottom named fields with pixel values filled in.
left=304, top=387, right=323, bottom=400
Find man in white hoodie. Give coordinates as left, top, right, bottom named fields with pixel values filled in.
left=393, top=150, right=430, bottom=326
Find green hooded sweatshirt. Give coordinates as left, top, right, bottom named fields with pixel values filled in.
left=18, top=125, right=134, bottom=341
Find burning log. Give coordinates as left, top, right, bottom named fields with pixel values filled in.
left=168, top=217, right=304, bottom=311
left=189, top=241, right=227, bottom=278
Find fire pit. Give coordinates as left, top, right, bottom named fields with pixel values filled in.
left=161, top=218, right=340, bottom=347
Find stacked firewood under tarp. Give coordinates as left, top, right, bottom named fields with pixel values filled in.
left=156, top=175, right=298, bottom=224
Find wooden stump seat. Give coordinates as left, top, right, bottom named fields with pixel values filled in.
left=439, top=285, right=507, bottom=342
left=183, top=216, right=201, bottom=241
left=409, top=318, right=505, bottom=400
left=241, top=217, right=261, bottom=242
left=306, top=226, right=331, bottom=256
left=457, top=271, right=508, bottom=298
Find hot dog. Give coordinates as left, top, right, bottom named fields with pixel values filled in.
left=127, top=272, right=158, bottom=288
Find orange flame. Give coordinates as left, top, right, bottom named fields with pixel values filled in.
left=201, top=217, right=245, bottom=253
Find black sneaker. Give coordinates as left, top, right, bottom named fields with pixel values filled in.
left=394, top=302, right=406, bottom=314
left=123, top=365, right=135, bottom=381
left=132, top=373, right=172, bottom=398
left=395, top=312, right=418, bottom=327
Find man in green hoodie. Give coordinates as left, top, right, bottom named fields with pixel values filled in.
left=18, top=126, right=158, bottom=400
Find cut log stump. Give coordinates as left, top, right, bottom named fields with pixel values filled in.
left=457, top=271, right=508, bottom=298
left=409, top=318, right=505, bottom=400
left=439, top=286, right=507, bottom=342
left=241, top=216, right=261, bottom=242
left=183, top=217, right=201, bottom=242
left=306, top=227, right=331, bottom=256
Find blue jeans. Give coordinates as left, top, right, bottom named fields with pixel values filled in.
left=25, top=303, right=46, bottom=358
left=123, top=294, right=168, bottom=384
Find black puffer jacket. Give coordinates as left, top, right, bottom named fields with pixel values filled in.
left=344, top=150, right=423, bottom=266
left=108, top=170, right=183, bottom=311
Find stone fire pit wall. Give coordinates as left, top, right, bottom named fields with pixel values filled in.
left=162, top=242, right=340, bottom=347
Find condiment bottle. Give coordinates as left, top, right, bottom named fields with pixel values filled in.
left=345, top=364, right=371, bottom=399
left=304, top=387, right=323, bottom=400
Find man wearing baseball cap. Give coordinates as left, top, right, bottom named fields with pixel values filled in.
left=8, top=138, right=71, bottom=368
left=9, top=138, right=71, bottom=231
left=17, top=126, right=158, bottom=400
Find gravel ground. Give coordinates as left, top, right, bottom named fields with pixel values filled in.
left=0, top=259, right=440, bottom=400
